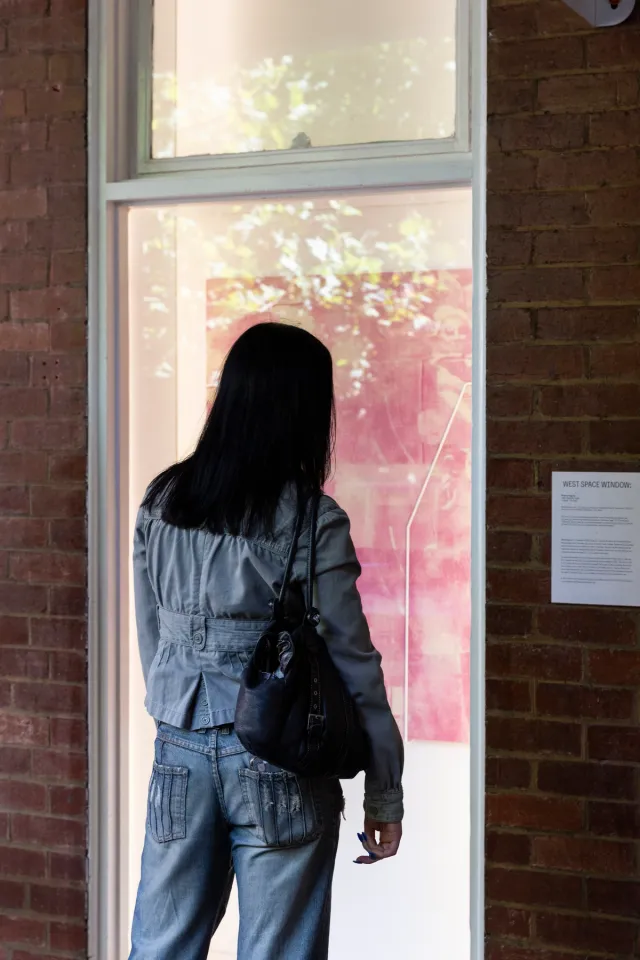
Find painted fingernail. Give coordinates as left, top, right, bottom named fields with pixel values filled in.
left=368, top=852, right=378, bottom=860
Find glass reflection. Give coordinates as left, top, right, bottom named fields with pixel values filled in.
left=127, top=190, right=472, bottom=959
left=152, top=0, right=457, bottom=157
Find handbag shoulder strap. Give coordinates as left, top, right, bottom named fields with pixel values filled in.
left=276, top=497, right=306, bottom=611
left=305, top=494, right=319, bottom=612
left=275, top=493, right=320, bottom=616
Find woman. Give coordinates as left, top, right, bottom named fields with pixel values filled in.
left=130, top=322, right=404, bottom=960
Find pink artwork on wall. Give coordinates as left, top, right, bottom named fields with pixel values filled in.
left=206, top=269, right=472, bottom=743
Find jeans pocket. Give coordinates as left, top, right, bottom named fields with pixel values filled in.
left=238, top=767, right=322, bottom=848
left=147, top=762, right=188, bottom=843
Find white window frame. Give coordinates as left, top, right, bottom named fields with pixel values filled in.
left=87, top=0, right=486, bottom=955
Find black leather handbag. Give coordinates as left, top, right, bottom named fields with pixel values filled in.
left=235, top=496, right=369, bottom=779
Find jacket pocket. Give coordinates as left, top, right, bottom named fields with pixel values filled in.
left=147, top=762, right=188, bottom=842
left=212, top=649, right=251, bottom=680
left=238, top=766, right=322, bottom=848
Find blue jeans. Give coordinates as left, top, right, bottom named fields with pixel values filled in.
left=129, top=723, right=343, bottom=960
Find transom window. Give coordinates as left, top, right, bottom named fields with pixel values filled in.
left=150, top=0, right=458, bottom=159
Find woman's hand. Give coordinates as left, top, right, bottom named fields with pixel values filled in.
left=354, top=818, right=402, bottom=865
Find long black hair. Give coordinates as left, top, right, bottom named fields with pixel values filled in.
left=143, top=322, right=335, bottom=534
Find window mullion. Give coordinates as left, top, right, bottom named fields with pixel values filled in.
left=106, top=151, right=473, bottom=204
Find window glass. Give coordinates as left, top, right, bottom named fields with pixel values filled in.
left=127, top=188, right=471, bottom=958
left=151, top=0, right=458, bottom=159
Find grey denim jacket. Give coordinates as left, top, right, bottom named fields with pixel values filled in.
left=133, top=488, right=404, bottom=822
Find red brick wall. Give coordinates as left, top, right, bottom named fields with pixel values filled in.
left=487, top=2, right=640, bottom=958
left=8, top=0, right=640, bottom=956
left=0, top=1, right=87, bottom=956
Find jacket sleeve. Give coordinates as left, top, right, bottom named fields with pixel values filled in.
left=132, top=508, right=160, bottom=686
left=312, top=506, right=404, bottom=822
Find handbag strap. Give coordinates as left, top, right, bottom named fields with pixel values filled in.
left=305, top=494, right=319, bottom=612
left=274, top=492, right=320, bottom=616
left=277, top=499, right=305, bottom=610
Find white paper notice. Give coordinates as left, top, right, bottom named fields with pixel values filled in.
left=552, top=472, right=640, bottom=606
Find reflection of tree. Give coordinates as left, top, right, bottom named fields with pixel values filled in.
left=204, top=201, right=470, bottom=404
left=152, top=38, right=455, bottom=157
left=137, top=199, right=471, bottom=415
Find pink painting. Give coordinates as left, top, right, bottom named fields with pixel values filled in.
left=206, top=269, right=472, bottom=743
